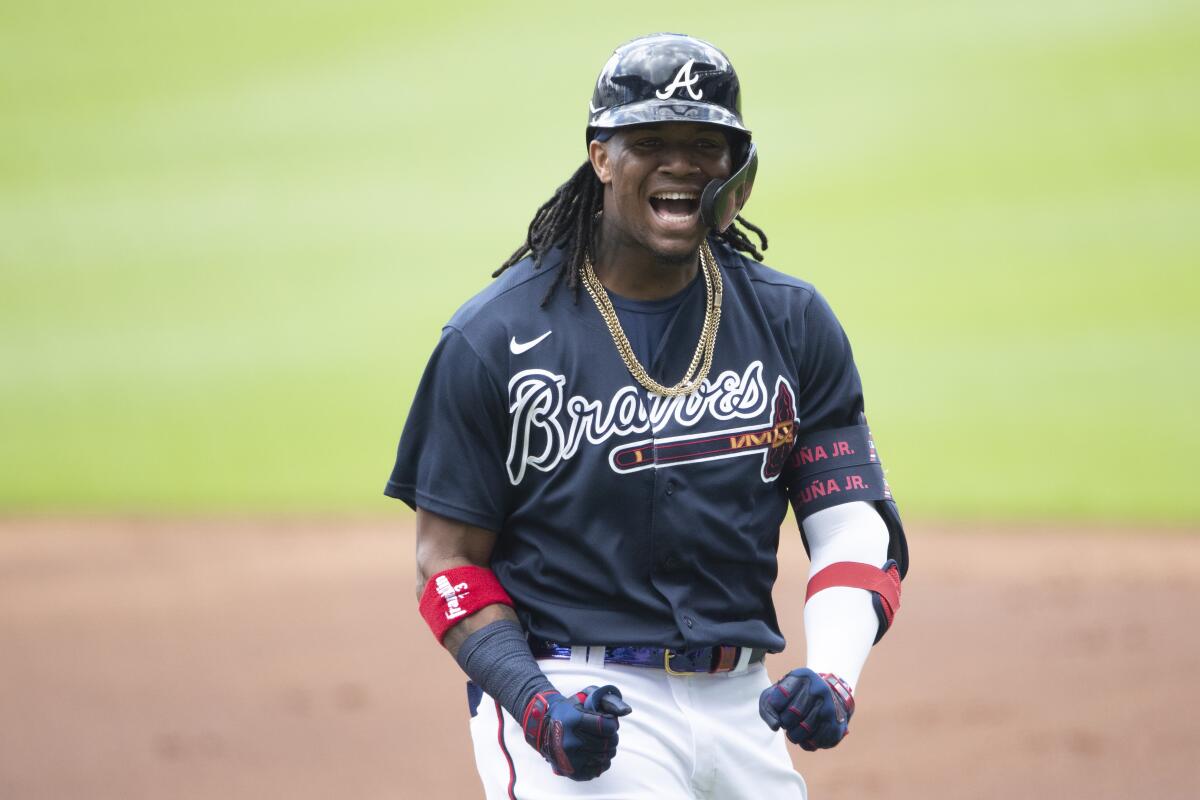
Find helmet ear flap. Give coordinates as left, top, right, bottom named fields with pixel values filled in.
left=701, top=143, right=758, bottom=233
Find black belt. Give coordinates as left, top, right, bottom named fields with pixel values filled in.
left=529, top=640, right=767, bottom=675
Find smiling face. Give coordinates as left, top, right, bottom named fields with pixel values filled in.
left=589, top=123, right=733, bottom=265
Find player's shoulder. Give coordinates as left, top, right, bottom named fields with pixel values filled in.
left=711, top=239, right=822, bottom=310
left=445, top=248, right=566, bottom=334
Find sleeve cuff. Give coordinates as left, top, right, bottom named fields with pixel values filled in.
left=384, top=481, right=502, bottom=532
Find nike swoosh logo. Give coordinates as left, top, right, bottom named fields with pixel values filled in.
left=510, top=330, right=552, bottom=355
left=589, top=102, right=603, bottom=114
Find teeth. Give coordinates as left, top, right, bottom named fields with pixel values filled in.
left=651, top=191, right=698, bottom=200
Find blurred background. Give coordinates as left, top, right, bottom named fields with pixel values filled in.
left=3, top=0, right=1197, bottom=521
left=2, top=1, right=1198, bottom=798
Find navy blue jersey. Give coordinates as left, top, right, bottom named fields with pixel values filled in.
left=387, top=239, right=890, bottom=651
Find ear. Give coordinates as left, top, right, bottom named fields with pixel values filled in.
left=588, top=139, right=613, bottom=185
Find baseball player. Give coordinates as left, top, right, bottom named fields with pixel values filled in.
left=387, top=33, right=908, bottom=799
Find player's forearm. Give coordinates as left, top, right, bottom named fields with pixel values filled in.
left=413, top=509, right=555, bottom=717
left=417, top=552, right=553, bottom=719
left=800, top=501, right=889, bottom=689
left=455, top=619, right=556, bottom=721
left=803, top=587, right=877, bottom=689
left=416, top=550, right=520, bottom=659
left=414, top=507, right=514, bottom=658
left=416, top=553, right=522, bottom=658
left=442, top=603, right=520, bottom=658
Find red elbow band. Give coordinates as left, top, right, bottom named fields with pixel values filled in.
left=419, top=566, right=514, bottom=644
left=806, top=560, right=902, bottom=643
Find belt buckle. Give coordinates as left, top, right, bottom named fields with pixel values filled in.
left=663, top=648, right=690, bottom=676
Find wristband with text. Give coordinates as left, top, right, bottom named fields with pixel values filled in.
left=419, top=565, right=514, bottom=643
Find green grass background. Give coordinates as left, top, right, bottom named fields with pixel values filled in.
left=2, top=0, right=1197, bottom=521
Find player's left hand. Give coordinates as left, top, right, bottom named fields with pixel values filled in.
left=759, top=668, right=854, bottom=751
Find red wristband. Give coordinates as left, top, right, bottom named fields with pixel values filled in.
left=419, top=565, right=514, bottom=643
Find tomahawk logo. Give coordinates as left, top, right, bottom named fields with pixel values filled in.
left=609, top=377, right=797, bottom=481
left=506, top=362, right=770, bottom=484
left=656, top=59, right=703, bottom=100
left=435, top=575, right=470, bottom=620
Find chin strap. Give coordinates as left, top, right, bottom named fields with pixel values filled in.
left=701, top=142, right=758, bottom=232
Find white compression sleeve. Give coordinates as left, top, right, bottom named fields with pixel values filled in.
left=801, top=500, right=890, bottom=691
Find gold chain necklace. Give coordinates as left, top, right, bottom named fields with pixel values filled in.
left=582, top=241, right=723, bottom=397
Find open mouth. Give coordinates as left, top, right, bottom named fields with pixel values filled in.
left=649, top=191, right=700, bottom=222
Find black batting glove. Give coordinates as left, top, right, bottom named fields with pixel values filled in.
left=759, top=668, right=854, bottom=751
left=520, top=684, right=632, bottom=781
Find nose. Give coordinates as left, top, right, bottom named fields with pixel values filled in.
left=656, top=143, right=701, bottom=176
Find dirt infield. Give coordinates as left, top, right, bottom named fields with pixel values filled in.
left=1, top=519, right=1197, bottom=800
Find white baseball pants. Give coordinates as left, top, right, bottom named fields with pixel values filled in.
left=467, top=650, right=807, bottom=799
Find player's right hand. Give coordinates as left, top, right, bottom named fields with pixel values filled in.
left=520, top=684, right=632, bottom=781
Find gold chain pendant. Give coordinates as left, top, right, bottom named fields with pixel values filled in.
left=582, top=241, right=723, bottom=397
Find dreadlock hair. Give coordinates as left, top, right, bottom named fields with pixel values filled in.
left=493, top=161, right=769, bottom=307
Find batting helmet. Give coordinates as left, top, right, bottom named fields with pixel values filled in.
left=586, top=32, right=758, bottom=232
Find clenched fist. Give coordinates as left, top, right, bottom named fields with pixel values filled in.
left=759, top=668, right=854, bottom=751
left=521, top=684, right=632, bottom=780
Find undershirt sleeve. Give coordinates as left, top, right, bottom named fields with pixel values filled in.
left=384, top=327, right=510, bottom=532
left=801, top=501, right=889, bottom=690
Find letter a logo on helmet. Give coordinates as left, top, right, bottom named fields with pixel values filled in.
left=656, top=59, right=703, bottom=100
